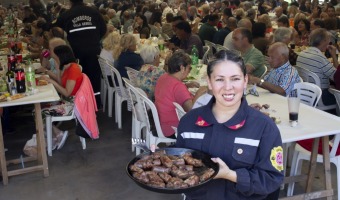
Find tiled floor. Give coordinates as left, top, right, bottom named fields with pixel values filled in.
left=0, top=105, right=337, bottom=199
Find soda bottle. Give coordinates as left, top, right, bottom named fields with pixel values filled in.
left=25, top=59, right=36, bottom=94
left=16, top=61, right=26, bottom=93
left=6, top=64, right=15, bottom=84
left=191, top=45, right=199, bottom=75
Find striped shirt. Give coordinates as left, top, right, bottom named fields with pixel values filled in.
left=264, top=61, right=301, bottom=96
left=296, top=47, right=336, bottom=89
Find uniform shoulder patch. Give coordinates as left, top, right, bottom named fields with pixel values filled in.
left=270, top=146, right=284, bottom=172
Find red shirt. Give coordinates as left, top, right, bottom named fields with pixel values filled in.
left=155, top=73, right=192, bottom=137
left=61, top=63, right=83, bottom=96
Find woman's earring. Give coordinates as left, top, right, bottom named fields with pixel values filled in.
left=243, top=88, right=247, bottom=96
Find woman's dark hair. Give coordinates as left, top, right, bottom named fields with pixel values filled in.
left=223, top=8, right=233, bottom=18
left=315, top=6, right=322, bottom=16
left=175, top=21, right=192, bottom=34
left=207, top=50, right=246, bottom=78
left=136, top=13, right=149, bottom=28
left=208, top=14, right=219, bottom=22
left=167, top=50, right=192, bottom=74
left=54, top=45, right=77, bottom=70
left=313, top=18, right=325, bottom=28
left=294, top=18, right=310, bottom=35
left=166, top=12, right=174, bottom=23
left=252, top=22, right=266, bottom=38
left=149, top=10, right=162, bottom=26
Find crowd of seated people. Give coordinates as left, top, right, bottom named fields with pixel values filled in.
left=1, top=0, right=340, bottom=145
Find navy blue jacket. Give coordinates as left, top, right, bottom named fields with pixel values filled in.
left=176, top=97, right=284, bottom=200
left=116, top=50, right=144, bottom=79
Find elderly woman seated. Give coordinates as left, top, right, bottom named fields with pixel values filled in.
left=137, top=45, right=165, bottom=101
left=99, top=31, right=121, bottom=86
left=116, top=34, right=144, bottom=79
left=154, top=50, right=207, bottom=138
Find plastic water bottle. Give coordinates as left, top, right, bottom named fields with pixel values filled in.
left=158, top=35, right=164, bottom=51
left=191, top=45, right=199, bottom=66
left=191, top=45, right=199, bottom=75
left=25, top=59, right=36, bottom=94
left=128, top=25, right=133, bottom=34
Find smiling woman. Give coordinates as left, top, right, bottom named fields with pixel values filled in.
left=176, top=50, right=284, bottom=200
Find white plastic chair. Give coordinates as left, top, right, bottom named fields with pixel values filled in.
left=125, top=66, right=139, bottom=86
left=45, top=108, right=86, bottom=156
left=137, top=88, right=176, bottom=149
left=287, top=133, right=340, bottom=199
left=109, top=63, right=129, bottom=129
left=329, top=88, right=340, bottom=116
left=173, top=102, right=186, bottom=120
left=260, top=65, right=268, bottom=79
left=295, top=65, right=337, bottom=111
left=123, top=77, right=147, bottom=155
left=204, top=40, right=216, bottom=57
left=215, top=44, right=228, bottom=51
left=161, top=33, right=171, bottom=41
left=202, top=46, right=211, bottom=65
left=98, top=57, right=115, bottom=117
left=282, top=82, right=323, bottom=177
left=294, top=82, right=322, bottom=107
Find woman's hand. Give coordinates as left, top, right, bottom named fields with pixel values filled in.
left=186, top=81, right=200, bottom=88
left=35, top=66, right=47, bottom=74
left=211, top=157, right=237, bottom=182
left=39, top=75, right=52, bottom=83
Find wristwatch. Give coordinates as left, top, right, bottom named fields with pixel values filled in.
left=259, top=79, right=264, bottom=86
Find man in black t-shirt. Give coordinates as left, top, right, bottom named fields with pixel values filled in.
left=54, top=0, right=107, bottom=106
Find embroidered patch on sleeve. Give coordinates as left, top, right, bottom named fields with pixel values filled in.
left=270, top=146, right=284, bottom=172
left=195, top=116, right=210, bottom=127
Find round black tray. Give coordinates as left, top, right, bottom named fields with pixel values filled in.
left=126, top=148, right=219, bottom=194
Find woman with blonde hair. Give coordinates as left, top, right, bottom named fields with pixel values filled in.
left=115, top=34, right=144, bottom=79
left=99, top=31, right=121, bottom=86
left=100, top=31, right=121, bottom=64
left=258, top=14, right=273, bottom=34
left=287, top=5, right=299, bottom=18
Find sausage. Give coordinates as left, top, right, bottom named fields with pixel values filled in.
left=146, top=171, right=164, bottom=184
left=183, top=154, right=203, bottom=167
left=133, top=172, right=149, bottom=184
left=158, top=172, right=172, bottom=183
left=184, top=175, right=200, bottom=187
left=148, top=180, right=166, bottom=188
left=151, top=150, right=166, bottom=159
left=171, top=169, right=195, bottom=179
left=130, top=164, right=143, bottom=173
left=152, top=166, right=171, bottom=173
left=160, top=155, right=173, bottom=168
left=173, top=158, right=185, bottom=166
left=166, top=177, right=184, bottom=189
left=178, top=165, right=194, bottom=171
left=152, top=159, right=161, bottom=166
left=199, top=168, right=215, bottom=182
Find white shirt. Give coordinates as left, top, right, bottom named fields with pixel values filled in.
left=99, top=49, right=115, bottom=76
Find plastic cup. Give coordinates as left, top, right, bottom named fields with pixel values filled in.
left=288, top=95, right=300, bottom=127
